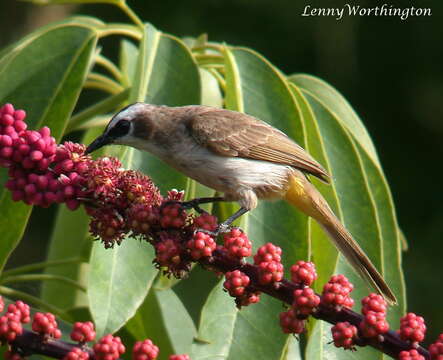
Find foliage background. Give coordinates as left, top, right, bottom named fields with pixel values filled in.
left=0, top=0, right=442, bottom=344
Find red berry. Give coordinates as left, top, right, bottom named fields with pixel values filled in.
left=63, top=347, right=90, bottom=360
left=191, top=212, right=218, bottom=232
left=127, top=203, right=159, bottom=237
left=187, top=232, right=216, bottom=260
left=8, top=300, right=30, bottom=323
left=160, top=203, right=187, bottom=229
left=0, top=296, right=4, bottom=313
left=93, top=334, right=125, bottom=360
left=71, top=321, right=96, bottom=343
left=257, top=260, right=284, bottom=285
left=292, top=287, right=320, bottom=316
left=237, top=292, right=260, bottom=307
left=290, top=261, right=317, bottom=286
left=253, top=243, right=282, bottom=264
left=223, top=228, right=252, bottom=259
left=0, top=313, right=22, bottom=342
left=279, top=309, right=305, bottom=334
left=398, top=349, right=425, bottom=360
left=331, top=322, right=358, bottom=350
left=132, top=339, right=159, bottom=360
left=399, top=313, right=426, bottom=345
left=428, top=334, right=443, bottom=359
left=361, top=293, right=387, bottom=316
left=32, top=312, right=62, bottom=339
left=169, top=355, right=190, bottom=360
left=359, top=311, right=389, bottom=337
left=224, top=270, right=250, bottom=297
left=321, top=274, right=354, bottom=309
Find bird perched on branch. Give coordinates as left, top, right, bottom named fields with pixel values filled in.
left=86, top=102, right=396, bottom=304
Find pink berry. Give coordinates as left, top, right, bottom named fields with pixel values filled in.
left=257, top=260, right=284, bottom=285
left=93, top=334, right=125, bottom=360
left=321, top=274, right=354, bottom=309
left=399, top=312, right=426, bottom=345
left=290, top=260, right=317, bottom=286
left=398, top=349, right=425, bottom=360
left=292, top=287, right=320, bottom=316
left=253, top=242, right=282, bottom=264
left=187, top=232, right=216, bottom=260
left=331, top=322, right=358, bottom=350
left=191, top=212, right=218, bottom=232
left=224, top=270, right=250, bottom=297
left=63, top=347, right=89, bottom=360
left=132, top=339, right=158, bottom=360
left=169, top=355, right=190, bottom=360
left=71, top=321, right=96, bottom=343
left=223, top=228, right=252, bottom=259
left=32, top=312, right=62, bottom=339
left=279, top=309, right=305, bottom=334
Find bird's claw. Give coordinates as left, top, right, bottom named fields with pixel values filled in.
left=194, top=222, right=232, bottom=237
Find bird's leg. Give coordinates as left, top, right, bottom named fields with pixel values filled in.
left=181, top=196, right=226, bottom=213
left=216, top=207, right=249, bottom=233
left=197, top=207, right=249, bottom=236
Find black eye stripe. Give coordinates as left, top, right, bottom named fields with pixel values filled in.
left=108, top=119, right=131, bottom=138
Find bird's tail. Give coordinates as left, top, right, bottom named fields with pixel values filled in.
left=285, top=173, right=397, bottom=305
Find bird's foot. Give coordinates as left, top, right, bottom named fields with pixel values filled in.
left=194, top=222, right=232, bottom=237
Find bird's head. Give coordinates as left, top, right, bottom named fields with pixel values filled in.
left=85, top=102, right=155, bottom=154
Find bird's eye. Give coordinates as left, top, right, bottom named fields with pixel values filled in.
left=108, top=119, right=131, bottom=138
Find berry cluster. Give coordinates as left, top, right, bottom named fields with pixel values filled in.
left=359, top=293, right=389, bottom=338
left=290, top=260, right=317, bottom=286
left=187, top=232, right=217, bottom=260
left=278, top=261, right=318, bottom=335
left=223, top=228, right=252, bottom=259
left=71, top=321, right=96, bottom=343
left=321, top=274, right=354, bottom=309
left=93, top=334, right=125, bottom=360
left=32, top=312, right=62, bottom=339
left=133, top=339, right=159, bottom=360
left=429, top=334, right=443, bottom=359
left=399, top=313, right=426, bottom=346
left=331, top=322, right=358, bottom=350
left=63, top=347, right=90, bottom=360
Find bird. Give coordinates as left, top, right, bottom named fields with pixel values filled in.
left=85, top=102, right=397, bottom=304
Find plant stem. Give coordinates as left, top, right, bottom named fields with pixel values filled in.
left=94, top=54, right=124, bottom=83
left=206, top=68, right=226, bottom=92
left=116, top=1, right=144, bottom=29
left=1, top=258, right=83, bottom=277
left=66, top=89, right=129, bottom=133
left=192, top=44, right=224, bottom=53
left=0, top=286, right=68, bottom=320
left=0, top=274, right=86, bottom=293
left=87, top=73, right=125, bottom=94
left=98, top=23, right=142, bottom=40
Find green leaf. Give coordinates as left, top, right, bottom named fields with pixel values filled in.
left=288, top=74, right=380, bottom=167
left=126, top=286, right=196, bottom=359
left=88, top=239, right=157, bottom=337
left=190, top=282, right=238, bottom=360
left=0, top=22, right=98, bottom=272
left=88, top=23, right=202, bottom=336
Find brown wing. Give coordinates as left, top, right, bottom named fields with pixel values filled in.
left=187, top=109, right=330, bottom=182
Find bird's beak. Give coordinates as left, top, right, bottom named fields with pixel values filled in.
left=85, top=134, right=111, bottom=154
